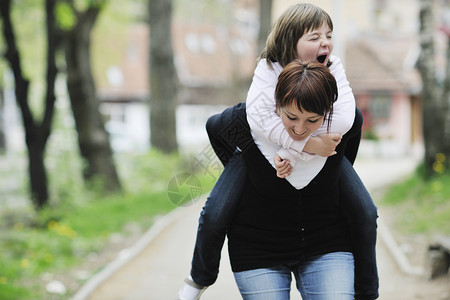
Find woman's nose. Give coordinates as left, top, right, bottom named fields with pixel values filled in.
left=295, top=121, right=305, bottom=132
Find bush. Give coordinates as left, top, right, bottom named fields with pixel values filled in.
left=380, top=168, right=450, bottom=235
left=0, top=149, right=219, bottom=299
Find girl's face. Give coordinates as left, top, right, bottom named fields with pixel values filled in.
left=278, top=103, right=324, bottom=141
left=295, top=22, right=333, bottom=66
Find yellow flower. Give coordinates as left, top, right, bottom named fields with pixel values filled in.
left=48, top=221, right=77, bottom=239
left=435, top=153, right=446, bottom=163
left=21, top=259, right=30, bottom=268
left=0, top=276, right=7, bottom=284
left=433, top=162, right=445, bottom=174
left=48, top=220, right=58, bottom=230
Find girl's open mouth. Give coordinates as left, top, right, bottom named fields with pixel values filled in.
left=317, top=54, right=327, bottom=64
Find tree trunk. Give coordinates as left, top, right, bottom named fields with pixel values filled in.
left=148, top=0, right=178, bottom=153
left=0, top=88, right=5, bottom=151
left=417, top=0, right=449, bottom=176
left=442, top=35, right=450, bottom=162
left=64, top=6, right=121, bottom=191
left=0, top=0, right=59, bottom=208
left=28, top=129, right=49, bottom=208
left=258, top=0, right=272, bottom=55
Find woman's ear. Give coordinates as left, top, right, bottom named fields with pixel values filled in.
left=275, top=106, right=281, bottom=117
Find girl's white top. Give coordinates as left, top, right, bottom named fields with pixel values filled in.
left=246, top=56, right=355, bottom=189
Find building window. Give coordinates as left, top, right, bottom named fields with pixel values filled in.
left=370, top=93, right=391, bottom=119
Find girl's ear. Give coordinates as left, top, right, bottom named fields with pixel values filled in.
left=275, top=106, right=281, bottom=117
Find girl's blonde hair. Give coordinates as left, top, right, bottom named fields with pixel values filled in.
left=260, top=3, right=333, bottom=68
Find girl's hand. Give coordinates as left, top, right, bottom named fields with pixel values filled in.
left=274, top=154, right=293, bottom=178
left=304, top=133, right=342, bottom=157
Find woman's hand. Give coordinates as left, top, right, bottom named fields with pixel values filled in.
left=274, top=154, right=293, bottom=178
left=303, top=133, right=342, bottom=157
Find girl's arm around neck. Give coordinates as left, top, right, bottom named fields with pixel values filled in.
left=245, top=56, right=355, bottom=166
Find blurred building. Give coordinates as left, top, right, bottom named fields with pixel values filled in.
left=274, top=0, right=432, bottom=156
left=95, top=0, right=448, bottom=155
left=96, top=1, right=258, bottom=152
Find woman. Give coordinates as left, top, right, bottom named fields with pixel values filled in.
left=232, top=60, right=354, bottom=299
left=179, top=4, right=378, bottom=300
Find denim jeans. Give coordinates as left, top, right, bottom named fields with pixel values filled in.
left=190, top=104, right=379, bottom=299
left=233, top=252, right=355, bottom=300
left=190, top=154, right=247, bottom=285
left=339, top=158, right=379, bottom=299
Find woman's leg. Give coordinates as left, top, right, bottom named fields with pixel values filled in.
left=339, top=158, right=379, bottom=300
left=190, top=154, right=246, bottom=286
left=294, top=252, right=355, bottom=300
left=234, top=266, right=292, bottom=300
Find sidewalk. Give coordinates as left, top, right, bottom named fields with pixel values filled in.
left=72, top=155, right=444, bottom=300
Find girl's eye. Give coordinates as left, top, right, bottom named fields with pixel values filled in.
left=308, top=119, right=320, bottom=123
left=287, top=115, right=297, bottom=121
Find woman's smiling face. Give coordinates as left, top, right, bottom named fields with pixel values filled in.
left=278, top=103, right=324, bottom=141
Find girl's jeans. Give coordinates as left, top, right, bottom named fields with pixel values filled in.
left=234, top=252, right=355, bottom=300
left=190, top=104, right=379, bottom=299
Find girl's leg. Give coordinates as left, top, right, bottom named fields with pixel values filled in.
left=206, top=103, right=250, bottom=167
left=343, top=108, right=363, bottom=165
left=234, top=266, right=292, bottom=300
left=187, top=104, right=250, bottom=288
left=294, top=252, right=355, bottom=300
left=190, top=154, right=246, bottom=286
left=205, top=112, right=234, bottom=166
left=339, top=158, right=379, bottom=300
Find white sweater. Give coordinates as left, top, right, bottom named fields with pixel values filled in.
left=246, top=56, right=355, bottom=189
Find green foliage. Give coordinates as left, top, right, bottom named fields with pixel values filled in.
left=10, top=1, right=45, bottom=76
left=54, top=0, right=110, bottom=31
left=381, top=167, right=450, bottom=235
left=363, top=129, right=379, bottom=141
left=55, top=2, right=77, bottom=31
left=0, top=150, right=219, bottom=299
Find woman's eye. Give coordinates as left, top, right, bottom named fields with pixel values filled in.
left=308, top=119, right=320, bottom=123
left=287, top=115, right=297, bottom=121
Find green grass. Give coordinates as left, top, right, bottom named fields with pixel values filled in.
left=380, top=167, right=450, bottom=235
left=0, top=150, right=220, bottom=300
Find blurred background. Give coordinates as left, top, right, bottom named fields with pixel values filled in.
left=1, top=0, right=450, bottom=299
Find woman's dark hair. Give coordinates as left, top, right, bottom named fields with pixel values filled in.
left=275, top=60, right=338, bottom=130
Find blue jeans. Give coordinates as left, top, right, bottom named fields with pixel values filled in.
left=339, top=158, right=379, bottom=299
left=190, top=154, right=247, bottom=284
left=234, top=252, right=355, bottom=300
left=190, top=104, right=379, bottom=299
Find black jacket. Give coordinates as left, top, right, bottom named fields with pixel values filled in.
left=211, top=103, right=359, bottom=272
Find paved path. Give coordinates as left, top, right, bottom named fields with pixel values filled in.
left=72, top=155, right=450, bottom=300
